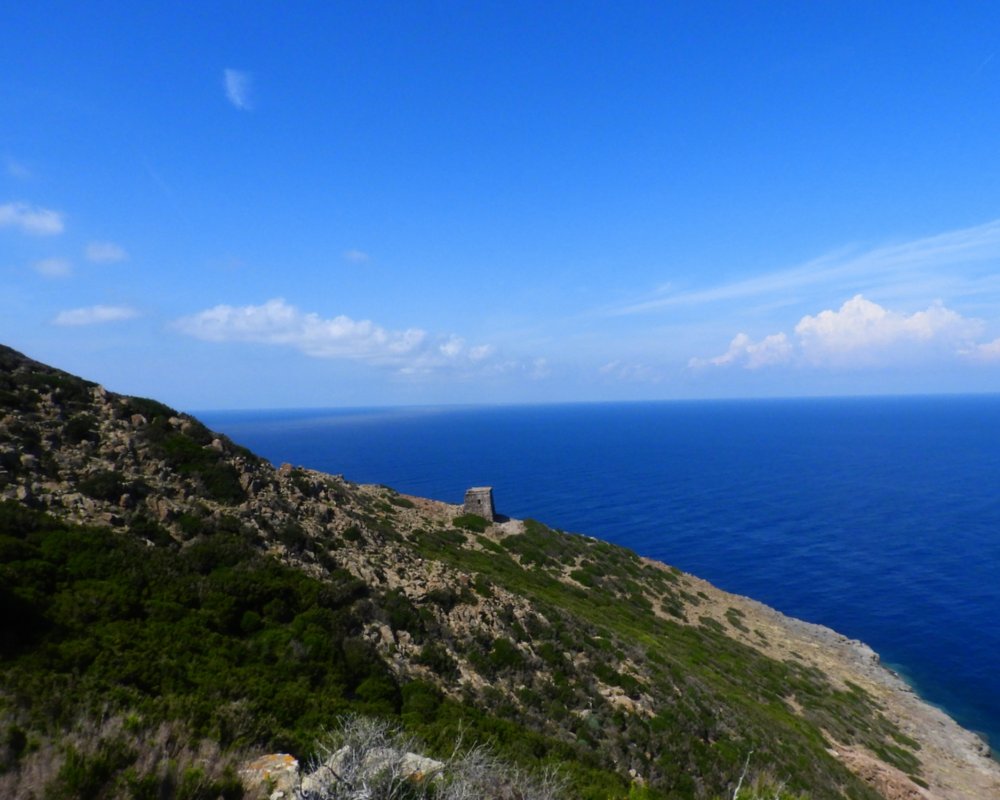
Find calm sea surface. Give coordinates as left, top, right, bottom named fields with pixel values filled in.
left=199, top=397, right=1000, bottom=752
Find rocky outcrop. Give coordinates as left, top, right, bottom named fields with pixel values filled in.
left=241, top=754, right=301, bottom=799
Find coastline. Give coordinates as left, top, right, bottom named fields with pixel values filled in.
left=879, top=659, right=997, bottom=763
left=356, top=488, right=1000, bottom=800
left=671, top=566, right=1000, bottom=800
left=390, top=485, right=1000, bottom=800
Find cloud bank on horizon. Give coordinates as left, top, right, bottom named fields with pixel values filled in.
left=690, top=295, right=996, bottom=370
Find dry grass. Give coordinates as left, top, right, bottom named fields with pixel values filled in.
left=295, top=715, right=566, bottom=800
left=0, top=711, right=253, bottom=800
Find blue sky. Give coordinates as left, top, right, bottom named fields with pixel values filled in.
left=3, top=2, right=1000, bottom=409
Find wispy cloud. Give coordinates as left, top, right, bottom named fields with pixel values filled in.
left=223, top=69, right=254, bottom=111
left=85, top=241, right=128, bottom=263
left=0, top=202, right=64, bottom=236
left=691, top=295, right=985, bottom=370
left=141, top=157, right=173, bottom=196
left=598, top=360, right=665, bottom=383
left=53, top=305, right=140, bottom=326
left=33, top=257, right=72, bottom=278
left=5, top=158, right=31, bottom=180
left=612, top=218, right=1000, bottom=316
left=343, top=249, right=370, bottom=264
left=173, top=298, right=501, bottom=374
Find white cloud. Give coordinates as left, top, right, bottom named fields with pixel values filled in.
left=0, top=202, right=64, bottom=235
left=794, top=295, right=980, bottom=365
left=690, top=332, right=793, bottom=369
left=435, top=338, right=493, bottom=364
left=962, top=339, right=1000, bottom=361
left=343, top=249, right=370, bottom=264
left=33, top=257, right=72, bottom=278
left=692, top=295, right=986, bottom=370
left=174, top=298, right=503, bottom=375
left=223, top=69, right=253, bottom=110
left=959, top=338, right=1000, bottom=363
left=176, top=298, right=421, bottom=360
left=438, top=335, right=464, bottom=358
left=468, top=344, right=494, bottom=361
left=85, top=241, right=128, bottom=263
left=53, top=305, right=140, bottom=326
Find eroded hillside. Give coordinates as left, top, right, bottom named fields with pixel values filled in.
left=2, top=344, right=997, bottom=800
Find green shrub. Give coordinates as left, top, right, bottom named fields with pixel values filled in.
left=277, top=522, right=309, bottom=552
left=417, top=643, right=459, bottom=679
left=726, top=607, right=750, bottom=633
left=121, top=395, right=176, bottom=421
left=453, top=514, right=489, bottom=533
left=64, top=413, right=99, bottom=444
left=48, top=740, right=136, bottom=799
left=343, top=525, right=364, bottom=542
left=489, top=638, right=524, bottom=672
left=425, top=586, right=466, bottom=612
left=78, top=470, right=127, bottom=502
left=150, top=432, right=246, bottom=504
left=382, top=589, right=425, bottom=638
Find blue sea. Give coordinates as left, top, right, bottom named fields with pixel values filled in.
left=199, top=396, right=1000, bottom=754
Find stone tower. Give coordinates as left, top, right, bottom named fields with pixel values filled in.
left=463, top=486, right=495, bottom=521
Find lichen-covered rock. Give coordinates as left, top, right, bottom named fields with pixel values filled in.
left=240, top=753, right=300, bottom=799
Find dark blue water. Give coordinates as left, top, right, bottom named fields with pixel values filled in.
left=199, top=397, right=1000, bottom=753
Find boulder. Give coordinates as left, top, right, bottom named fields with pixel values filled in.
left=240, top=753, right=300, bottom=799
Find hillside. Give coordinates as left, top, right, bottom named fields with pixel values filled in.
left=1, top=343, right=997, bottom=800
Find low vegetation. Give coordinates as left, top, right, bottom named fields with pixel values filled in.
left=0, top=503, right=622, bottom=798
left=0, top=344, right=931, bottom=799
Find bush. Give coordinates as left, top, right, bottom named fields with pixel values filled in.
left=78, top=470, right=127, bottom=502
left=489, top=638, right=524, bottom=672
left=453, top=514, right=489, bottom=533
left=64, top=413, right=99, bottom=445
left=277, top=522, right=309, bottom=552
left=153, top=432, right=246, bottom=504
left=120, top=396, right=176, bottom=422
left=416, top=643, right=459, bottom=679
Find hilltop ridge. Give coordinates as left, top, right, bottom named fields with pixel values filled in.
left=1, top=343, right=998, bottom=800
